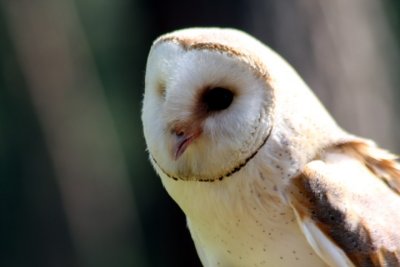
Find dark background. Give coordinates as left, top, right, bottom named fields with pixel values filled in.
left=1, top=1, right=399, bottom=266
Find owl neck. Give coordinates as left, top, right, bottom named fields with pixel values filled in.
left=159, top=157, right=290, bottom=223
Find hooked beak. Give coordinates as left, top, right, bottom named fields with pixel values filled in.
left=174, top=134, right=195, bottom=160
left=171, top=127, right=201, bottom=160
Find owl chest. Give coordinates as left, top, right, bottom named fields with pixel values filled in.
left=162, top=173, right=326, bottom=267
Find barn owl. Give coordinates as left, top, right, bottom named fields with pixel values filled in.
left=141, top=28, right=400, bottom=267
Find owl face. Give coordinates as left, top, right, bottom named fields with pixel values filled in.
left=142, top=28, right=274, bottom=181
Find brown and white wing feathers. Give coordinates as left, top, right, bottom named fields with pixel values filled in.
left=287, top=141, right=400, bottom=267
left=340, top=141, right=400, bottom=195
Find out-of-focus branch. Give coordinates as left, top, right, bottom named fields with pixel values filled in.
left=2, top=0, right=146, bottom=266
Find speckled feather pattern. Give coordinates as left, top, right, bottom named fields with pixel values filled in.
left=142, top=28, right=400, bottom=267
left=289, top=142, right=400, bottom=266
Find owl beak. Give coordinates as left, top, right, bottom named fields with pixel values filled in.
left=174, top=135, right=194, bottom=160
left=171, top=127, right=201, bottom=160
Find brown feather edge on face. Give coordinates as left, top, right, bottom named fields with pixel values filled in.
left=148, top=34, right=274, bottom=182
left=154, top=35, right=270, bottom=81
left=150, top=123, right=273, bottom=182
left=288, top=142, right=400, bottom=266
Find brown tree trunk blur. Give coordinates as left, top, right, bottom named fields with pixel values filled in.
left=247, top=0, right=399, bottom=151
left=2, top=1, right=146, bottom=266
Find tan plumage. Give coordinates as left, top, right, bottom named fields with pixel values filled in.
left=289, top=141, right=400, bottom=266
left=142, top=27, right=400, bottom=266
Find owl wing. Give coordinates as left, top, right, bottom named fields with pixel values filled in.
left=287, top=141, right=400, bottom=267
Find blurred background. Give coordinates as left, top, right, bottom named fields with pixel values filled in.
left=0, top=0, right=399, bottom=266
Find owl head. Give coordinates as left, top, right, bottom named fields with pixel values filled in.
left=142, top=28, right=343, bottom=182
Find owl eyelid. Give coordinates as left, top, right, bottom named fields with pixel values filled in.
left=202, top=87, right=234, bottom=112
